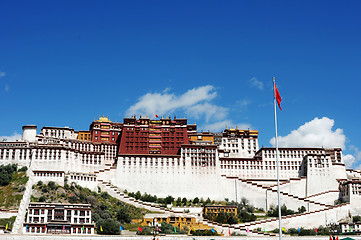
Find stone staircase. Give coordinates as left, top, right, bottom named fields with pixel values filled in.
left=233, top=202, right=350, bottom=231
left=98, top=180, right=182, bottom=213
left=268, top=177, right=306, bottom=190
left=237, top=177, right=332, bottom=210
left=11, top=167, right=34, bottom=234
left=304, top=190, right=339, bottom=200
left=267, top=186, right=332, bottom=208
left=93, top=163, right=117, bottom=178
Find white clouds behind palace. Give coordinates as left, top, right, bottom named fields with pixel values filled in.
left=126, top=85, right=250, bottom=132
left=270, top=117, right=359, bottom=168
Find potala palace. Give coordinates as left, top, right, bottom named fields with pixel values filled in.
left=1, top=116, right=361, bottom=236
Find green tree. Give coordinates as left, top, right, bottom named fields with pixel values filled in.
left=47, top=181, right=57, bottom=190
left=116, top=208, right=131, bottom=223
left=18, top=166, right=28, bottom=172
left=267, top=204, right=295, bottom=217
left=176, top=197, right=182, bottom=206
left=97, top=219, right=120, bottom=235
left=134, top=191, right=141, bottom=200
left=298, top=206, right=306, bottom=213
left=182, top=197, right=187, bottom=206
left=193, top=197, right=199, bottom=204
left=39, top=196, right=46, bottom=202
left=353, top=215, right=361, bottom=223
left=191, top=229, right=219, bottom=236
left=100, top=192, right=109, bottom=199
left=165, top=195, right=174, bottom=204
left=238, top=209, right=256, bottom=222
left=0, top=164, right=17, bottom=186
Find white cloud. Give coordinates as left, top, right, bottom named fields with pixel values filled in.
left=0, top=133, right=22, bottom=142
left=269, top=117, right=346, bottom=149
left=126, top=85, right=251, bottom=131
left=127, top=85, right=218, bottom=121
left=5, top=84, right=9, bottom=92
left=249, top=77, right=264, bottom=90
left=187, top=103, right=228, bottom=122
left=348, top=146, right=361, bottom=169
left=236, top=99, right=251, bottom=108
left=0, top=72, right=5, bottom=78
left=344, top=154, right=356, bottom=168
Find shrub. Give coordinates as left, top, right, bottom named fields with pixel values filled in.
left=191, top=229, right=219, bottom=236
left=287, top=228, right=299, bottom=235
left=116, top=208, right=131, bottom=223
left=159, top=222, right=187, bottom=234
left=238, top=209, right=256, bottom=222
left=69, top=195, right=78, bottom=203
left=100, top=192, right=109, bottom=199
left=0, top=164, right=17, bottom=186
left=165, top=195, right=174, bottom=204
left=97, top=219, right=120, bottom=235
left=18, top=166, right=28, bottom=172
left=47, top=181, right=57, bottom=190
left=134, top=191, right=141, bottom=200
left=267, top=204, right=295, bottom=217
left=39, top=196, right=46, bottom=202
left=298, top=206, right=306, bottom=213
left=136, top=226, right=152, bottom=235
left=353, top=215, right=361, bottom=223
left=41, top=185, right=48, bottom=193
left=176, top=197, right=182, bottom=206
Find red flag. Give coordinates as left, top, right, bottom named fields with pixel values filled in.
left=336, top=236, right=339, bottom=240
left=274, top=82, right=282, bottom=111
left=315, top=228, right=317, bottom=233
left=329, top=236, right=332, bottom=240
left=138, top=226, right=143, bottom=232
left=155, top=114, right=159, bottom=118
left=229, top=229, right=231, bottom=236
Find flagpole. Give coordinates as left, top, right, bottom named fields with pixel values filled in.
left=273, top=77, right=283, bottom=240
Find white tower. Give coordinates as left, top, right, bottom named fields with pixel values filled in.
left=22, top=125, right=37, bottom=142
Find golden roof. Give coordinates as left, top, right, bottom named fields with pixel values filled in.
left=96, top=116, right=112, bottom=123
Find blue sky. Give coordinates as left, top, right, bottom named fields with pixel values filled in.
left=1, top=1, right=361, bottom=168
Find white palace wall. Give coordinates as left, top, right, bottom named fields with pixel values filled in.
left=114, top=155, right=223, bottom=200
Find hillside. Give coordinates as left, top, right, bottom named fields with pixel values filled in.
left=0, top=164, right=28, bottom=209
left=0, top=164, right=29, bottom=231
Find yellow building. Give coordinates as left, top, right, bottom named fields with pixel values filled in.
left=76, top=131, right=91, bottom=141
left=189, top=132, right=214, bottom=144
left=142, top=213, right=211, bottom=232
left=203, top=205, right=237, bottom=216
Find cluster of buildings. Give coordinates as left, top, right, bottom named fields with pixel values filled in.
left=1, top=116, right=361, bottom=235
